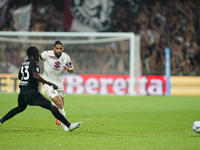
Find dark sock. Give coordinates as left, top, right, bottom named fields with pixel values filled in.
left=51, top=109, right=71, bottom=127
left=0, top=107, right=22, bottom=124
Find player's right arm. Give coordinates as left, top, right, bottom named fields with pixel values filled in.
left=31, top=60, right=58, bottom=90
left=64, top=64, right=74, bottom=73
left=33, top=73, right=58, bottom=90
left=40, top=51, right=49, bottom=61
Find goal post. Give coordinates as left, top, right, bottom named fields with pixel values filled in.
left=0, top=31, right=141, bottom=95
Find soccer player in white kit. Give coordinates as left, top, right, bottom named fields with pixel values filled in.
left=40, top=40, right=74, bottom=131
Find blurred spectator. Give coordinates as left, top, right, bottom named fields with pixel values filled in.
left=0, top=0, right=200, bottom=76
left=132, top=0, right=200, bottom=76
left=0, top=48, right=7, bottom=73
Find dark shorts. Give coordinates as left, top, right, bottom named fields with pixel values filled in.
left=18, top=92, right=52, bottom=109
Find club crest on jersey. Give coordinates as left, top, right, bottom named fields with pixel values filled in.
left=61, top=58, right=65, bottom=63
left=53, top=61, right=61, bottom=71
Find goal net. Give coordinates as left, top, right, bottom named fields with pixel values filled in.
left=0, top=32, right=141, bottom=95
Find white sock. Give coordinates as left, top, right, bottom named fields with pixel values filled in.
left=59, top=108, right=66, bottom=118
left=59, top=108, right=68, bottom=130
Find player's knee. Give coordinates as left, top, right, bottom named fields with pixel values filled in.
left=56, top=101, right=63, bottom=109
left=17, top=106, right=26, bottom=113
left=49, top=104, right=58, bottom=112
left=52, top=96, right=63, bottom=109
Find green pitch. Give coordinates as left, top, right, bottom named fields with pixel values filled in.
left=0, top=94, right=200, bottom=150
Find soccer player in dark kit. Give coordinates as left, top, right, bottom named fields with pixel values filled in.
left=0, top=46, right=81, bottom=131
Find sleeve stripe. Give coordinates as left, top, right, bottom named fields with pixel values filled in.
left=40, top=54, right=43, bottom=60
left=32, top=72, right=38, bottom=74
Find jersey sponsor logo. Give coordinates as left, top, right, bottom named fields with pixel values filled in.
left=53, top=61, right=61, bottom=71
left=70, top=0, right=114, bottom=31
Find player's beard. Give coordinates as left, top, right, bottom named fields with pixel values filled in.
left=55, top=52, right=61, bottom=58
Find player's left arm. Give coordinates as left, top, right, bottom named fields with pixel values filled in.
left=64, top=55, right=74, bottom=73
left=64, top=65, right=74, bottom=73
left=39, top=51, right=49, bottom=61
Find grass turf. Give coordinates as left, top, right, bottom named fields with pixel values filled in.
left=0, top=94, right=200, bottom=150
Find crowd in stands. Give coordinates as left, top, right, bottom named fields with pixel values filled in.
left=113, top=0, right=200, bottom=75
left=1, top=0, right=65, bottom=31
left=0, top=0, right=200, bottom=76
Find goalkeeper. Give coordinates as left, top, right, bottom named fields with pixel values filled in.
left=40, top=40, right=74, bottom=131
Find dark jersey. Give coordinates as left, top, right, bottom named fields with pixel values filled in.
left=18, top=59, right=40, bottom=96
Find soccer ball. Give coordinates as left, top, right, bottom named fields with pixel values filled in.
left=193, top=121, right=200, bottom=133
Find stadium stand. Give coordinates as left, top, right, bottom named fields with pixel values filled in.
left=0, top=0, right=200, bottom=76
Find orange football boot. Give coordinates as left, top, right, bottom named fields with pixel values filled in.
left=56, top=120, right=61, bottom=125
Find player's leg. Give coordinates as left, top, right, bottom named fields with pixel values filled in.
left=56, top=91, right=66, bottom=126
left=57, top=94, right=69, bottom=130
left=34, top=92, right=81, bottom=131
left=44, top=85, right=68, bottom=130
left=48, top=104, right=70, bottom=127
left=59, top=94, right=66, bottom=118
left=52, top=95, right=68, bottom=130
left=43, top=84, right=64, bottom=112
left=43, top=84, right=66, bottom=125
left=48, top=104, right=82, bottom=131
left=0, top=94, right=27, bottom=125
left=51, top=95, right=63, bottom=109
left=58, top=95, right=82, bottom=132
left=51, top=95, right=64, bottom=119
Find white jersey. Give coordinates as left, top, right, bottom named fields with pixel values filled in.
left=40, top=50, right=72, bottom=91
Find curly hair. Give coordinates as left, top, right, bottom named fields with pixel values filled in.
left=26, top=46, right=39, bottom=58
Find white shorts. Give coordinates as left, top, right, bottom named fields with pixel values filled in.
left=43, top=84, right=65, bottom=99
